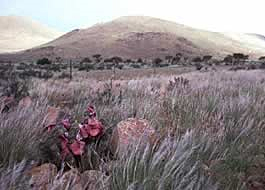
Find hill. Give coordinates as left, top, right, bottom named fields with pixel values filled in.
left=0, top=16, right=265, bottom=62
left=0, top=16, right=63, bottom=53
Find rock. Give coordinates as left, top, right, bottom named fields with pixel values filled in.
left=247, top=155, right=265, bottom=177
left=246, top=175, right=265, bottom=190
left=81, top=170, right=109, bottom=190
left=18, top=96, right=32, bottom=108
left=27, top=163, right=57, bottom=190
left=245, top=155, right=265, bottom=190
left=0, top=96, right=16, bottom=113
left=116, top=118, right=155, bottom=153
left=43, top=107, right=66, bottom=127
left=52, top=169, right=81, bottom=190
left=43, top=107, right=60, bottom=127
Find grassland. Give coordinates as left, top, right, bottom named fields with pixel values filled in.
left=0, top=66, right=265, bottom=190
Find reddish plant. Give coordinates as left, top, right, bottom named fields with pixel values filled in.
left=43, top=105, right=104, bottom=162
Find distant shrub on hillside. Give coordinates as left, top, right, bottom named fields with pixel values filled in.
left=125, top=59, right=132, bottom=63
left=153, top=57, right=163, bottom=67
left=95, top=63, right=105, bottom=70
left=58, top=72, right=71, bottom=79
left=92, top=54, right=102, bottom=63
left=19, top=69, right=41, bottom=79
left=78, top=63, right=95, bottom=72
left=36, top=58, right=52, bottom=65
left=130, top=63, right=141, bottom=69
left=223, top=55, right=233, bottom=64
left=116, top=64, right=124, bottom=70
left=260, top=62, right=265, bottom=69
left=39, top=71, right=53, bottom=79
left=195, top=62, right=203, bottom=70
left=137, top=58, right=143, bottom=63
left=202, top=55, right=212, bottom=62
left=81, top=57, right=92, bottom=63
left=192, top=56, right=202, bottom=62
left=111, top=56, right=123, bottom=64
left=16, top=63, right=29, bottom=71
left=229, top=66, right=246, bottom=71
left=258, top=56, right=265, bottom=62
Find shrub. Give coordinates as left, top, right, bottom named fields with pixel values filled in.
left=116, top=64, right=124, bottom=70
left=202, top=55, right=212, bottom=62
left=19, top=70, right=41, bottom=79
left=247, top=64, right=257, bottom=70
left=81, top=57, right=92, bottom=63
left=16, top=63, right=29, bottom=71
left=36, top=58, right=52, bottom=65
left=111, top=56, right=123, bottom=64
left=92, top=54, right=102, bottom=63
left=58, top=72, right=71, bottom=79
left=158, top=63, right=169, bottom=67
left=195, top=62, right=203, bottom=70
left=130, top=63, right=141, bottom=69
left=137, top=58, right=143, bottom=63
left=153, top=57, right=163, bottom=67
left=125, top=59, right=132, bottom=63
left=259, top=62, right=265, bottom=69
left=229, top=66, right=246, bottom=71
left=223, top=55, right=233, bottom=64
left=96, top=63, right=105, bottom=70
left=2, top=74, right=30, bottom=100
left=39, top=71, right=53, bottom=79
left=192, top=56, right=202, bottom=62
left=78, top=65, right=87, bottom=71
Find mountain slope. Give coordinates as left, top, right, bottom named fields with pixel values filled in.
left=1, top=16, right=265, bottom=62
left=0, top=16, right=63, bottom=53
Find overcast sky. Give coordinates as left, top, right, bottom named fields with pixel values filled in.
left=1, top=0, right=264, bottom=34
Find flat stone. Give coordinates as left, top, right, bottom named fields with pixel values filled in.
left=246, top=175, right=265, bottom=190
left=18, top=96, right=32, bottom=108
left=52, top=169, right=81, bottom=190
left=81, top=170, right=109, bottom=190
left=27, top=163, right=57, bottom=190
left=116, top=118, right=156, bottom=153
left=0, top=96, right=15, bottom=113
left=43, top=107, right=66, bottom=127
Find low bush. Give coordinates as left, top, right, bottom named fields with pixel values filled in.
left=36, top=58, right=52, bottom=65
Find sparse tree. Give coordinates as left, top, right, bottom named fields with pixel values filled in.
left=192, top=56, right=202, bottom=63
left=165, top=55, right=173, bottom=64
left=69, top=60, right=73, bottom=80
left=92, top=54, right=102, bottom=63
left=55, top=57, right=63, bottom=63
left=137, top=58, right=143, bottom=63
left=81, top=57, right=92, bottom=63
left=93, top=54, right=102, bottom=59
left=223, top=55, right=233, bottom=64
left=125, top=59, right=132, bottom=63
left=153, top=57, right=163, bottom=66
left=195, top=63, right=203, bottom=70
left=111, top=56, right=123, bottom=64
left=232, top=53, right=248, bottom=65
left=176, top=53, right=182, bottom=57
left=202, top=55, right=212, bottom=62
left=258, top=56, right=265, bottom=61
left=153, top=57, right=163, bottom=74
left=202, top=55, right=213, bottom=66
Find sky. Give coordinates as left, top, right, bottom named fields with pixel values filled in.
left=0, top=0, right=264, bottom=34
